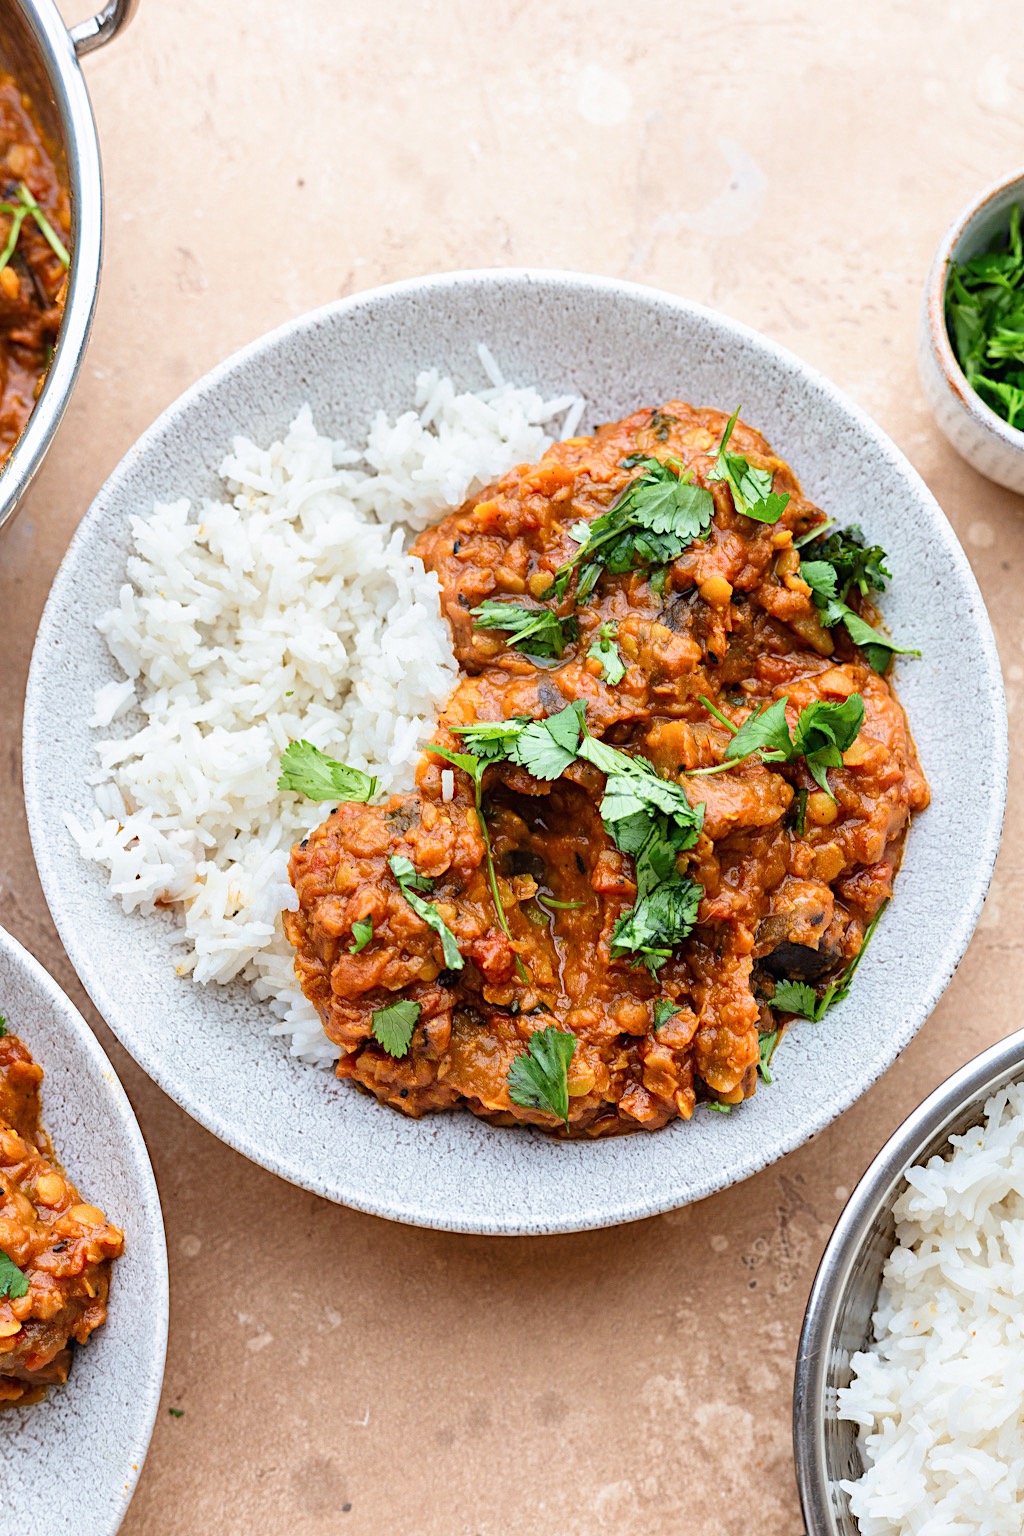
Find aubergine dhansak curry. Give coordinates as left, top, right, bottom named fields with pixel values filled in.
left=283, top=403, right=929, bottom=1136
left=0, top=70, right=69, bottom=468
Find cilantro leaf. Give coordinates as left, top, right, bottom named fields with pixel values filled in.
left=653, top=999, right=682, bottom=1030
left=448, top=719, right=531, bottom=761
left=388, top=854, right=432, bottom=893
left=769, top=900, right=888, bottom=1020
left=389, top=856, right=463, bottom=971
left=510, top=701, right=587, bottom=780
left=726, top=698, right=793, bottom=762
left=506, top=1025, right=576, bottom=1122
left=708, top=408, right=790, bottom=524
left=791, top=694, right=865, bottom=796
left=946, top=205, right=1024, bottom=430
left=758, top=1028, right=780, bottom=1084
left=0, top=1249, right=28, bottom=1299
left=371, top=999, right=421, bottom=1057
left=610, top=876, right=703, bottom=973
left=471, top=600, right=578, bottom=659
left=587, top=621, right=627, bottom=684
left=699, top=693, right=864, bottom=799
left=349, top=918, right=373, bottom=954
left=278, top=741, right=378, bottom=802
left=0, top=1014, right=6, bottom=1039
left=708, top=1101, right=732, bottom=1114
left=770, top=979, right=822, bottom=1020
left=548, top=457, right=713, bottom=600
left=838, top=609, right=921, bottom=674
left=798, top=529, right=916, bottom=671
left=801, top=525, right=891, bottom=600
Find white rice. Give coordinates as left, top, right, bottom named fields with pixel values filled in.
left=68, top=350, right=584, bottom=1064
left=838, top=1080, right=1024, bottom=1536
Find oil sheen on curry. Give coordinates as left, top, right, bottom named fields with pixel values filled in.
left=285, top=403, right=929, bottom=1136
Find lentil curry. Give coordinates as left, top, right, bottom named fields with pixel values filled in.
left=0, top=70, right=69, bottom=468
left=0, top=1030, right=123, bottom=1406
left=285, top=403, right=929, bottom=1136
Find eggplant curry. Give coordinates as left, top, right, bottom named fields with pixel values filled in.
left=285, top=403, right=929, bottom=1136
left=0, top=1030, right=123, bottom=1406
left=0, top=71, right=69, bottom=468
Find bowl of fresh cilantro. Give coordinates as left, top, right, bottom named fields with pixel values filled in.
left=919, top=167, right=1024, bottom=492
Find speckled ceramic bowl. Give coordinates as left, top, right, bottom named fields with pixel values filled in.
left=919, top=168, right=1024, bottom=493
left=0, top=925, right=166, bottom=1536
left=24, top=270, right=1007, bottom=1235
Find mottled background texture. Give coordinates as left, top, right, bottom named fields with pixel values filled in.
left=3, top=2, right=1023, bottom=1531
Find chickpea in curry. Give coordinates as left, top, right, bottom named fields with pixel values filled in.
left=0, top=1031, right=123, bottom=1406
left=285, top=402, right=929, bottom=1136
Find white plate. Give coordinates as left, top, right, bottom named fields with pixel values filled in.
left=23, top=270, right=1007, bottom=1235
left=0, top=926, right=167, bottom=1536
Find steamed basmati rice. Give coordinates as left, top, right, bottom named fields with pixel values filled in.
left=69, top=350, right=584, bottom=1064
left=838, top=1081, right=1024, bottom=1536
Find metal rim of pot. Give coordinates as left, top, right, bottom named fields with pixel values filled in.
left=0, top=0, right=138, bottom=536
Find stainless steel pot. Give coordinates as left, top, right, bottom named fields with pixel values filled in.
left=0, top=0, right=137, bottom=534
left=793, top=1027, right=1024, bottom=1535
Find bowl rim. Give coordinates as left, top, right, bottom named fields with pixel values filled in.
left=0, top=921, right=168, bottom=1533
left=0, top=0, right=104, bottom=535
left=924, top=165, right=1024, bottom=451
left=23, top=266, right=1010, bottom=1232
left=792, top=1023, right=1024, bottom=1535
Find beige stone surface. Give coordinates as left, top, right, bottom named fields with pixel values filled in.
left=2, top=1, right=1024, bottom=1530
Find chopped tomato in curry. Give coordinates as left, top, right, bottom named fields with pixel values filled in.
left=0, top=1034, right=123, bottom=1406
left=285, top=403, right=929, bottom=1135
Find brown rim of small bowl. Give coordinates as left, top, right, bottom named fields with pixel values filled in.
left=926, top=167, right=1024, bottom=447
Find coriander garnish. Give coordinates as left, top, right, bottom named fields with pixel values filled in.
left=946, top=204, right=1024, bottom=429
left=371, top=998, right=421, bottom=1057
left=799, top=527, right=918, bottom=673
left=506, top=1025, right=576, bottom=1122
left=695, top=692, right=865, bottom=800
left=0, top=182, right=70, bottom=279
left=471, top=599, right=578, bottom=660
left=547, top=457, right=713, bottom=601
left=653, top=999, right=682, bottom=1030
left=708, top=408, right=790, bottom=524
left=349, top=917, right=373, bottom=954
left=0, top=1249, right=28, bottom=1300
left=278, top=741, right=378, bottom=802
left=388, top=855, right=463, bottom=971
left=757, top=1028, right=780, bottom=1084
left=587, top=620, right=627, bottom=684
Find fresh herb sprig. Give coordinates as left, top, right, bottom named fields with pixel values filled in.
left=507, top=1024, right=576, bottom=1122
left=946, top=204, right=1024, bottom=429
left=709, top=409, right=790, bottom=524
left=278, top=741, right=378, bottom=802
left=389, top=855, right=463, bottom=971
left=349, top=918, right=373, bottom=954
left=547, top=457, right=714, bottom=602
left=471, top=600, right=578, bottom=660
left=757, top=1027, right=780, bottom=1084
left=587, top=620, right=627, bottom=684
left=770, top=900, right=889, bottom=1021
left=799, top=528, right=918, bottom=674
left=696, top=693, right=864, bottom=799
left=449, top=703, right=706, bottom=973
left=0, top=1249, right=28, bottom=1300
left=371, top=998, right=421, bottom=1057
left=0, top=182, right=70, bottom=279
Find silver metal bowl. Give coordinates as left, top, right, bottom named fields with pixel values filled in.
left=793, top=1027, right=1024, bottom=1534
left=0, top=0, right=137, bottom=535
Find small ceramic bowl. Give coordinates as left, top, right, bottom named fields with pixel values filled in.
left=919, top=168, right=1024, bottom=492
left=0, top=925, right=167, bottom=1536
left=793, top=1026, right=1024, bottom=1535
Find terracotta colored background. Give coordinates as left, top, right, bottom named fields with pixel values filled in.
left=3, top=2, right=1023, bottom=1531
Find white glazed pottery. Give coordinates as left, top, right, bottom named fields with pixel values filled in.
left=23, top=269, right=1007, bottom=1235
left=0, top=925, right=166, bottom=1536
left=919, top=167, right=1024, bottom=493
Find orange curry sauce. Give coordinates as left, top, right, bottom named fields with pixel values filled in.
left=286, top=404, right=929, bottom=1136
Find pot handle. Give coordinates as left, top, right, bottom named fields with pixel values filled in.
left=70, top=0, right=140, bottom=57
